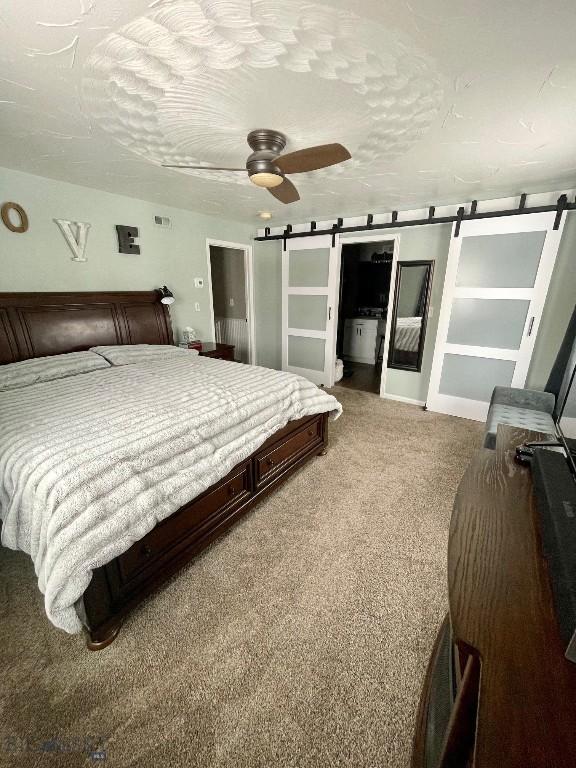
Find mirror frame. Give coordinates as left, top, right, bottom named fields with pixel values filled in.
left=387, top=260, right=434, bottom=373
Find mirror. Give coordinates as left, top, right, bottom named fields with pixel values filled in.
left=388, top=260, right=434, bottom=372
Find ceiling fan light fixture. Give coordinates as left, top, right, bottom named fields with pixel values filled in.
left=249, top=172, right=284, bottom=189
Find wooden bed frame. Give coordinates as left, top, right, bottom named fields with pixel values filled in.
left=0, top=291, right=329, bottom=649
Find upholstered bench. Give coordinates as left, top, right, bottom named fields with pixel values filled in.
left=483, top=386, right=556, bottom=449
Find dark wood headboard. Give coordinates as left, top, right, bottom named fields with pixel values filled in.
left=0, top=291, right=173, bottom=364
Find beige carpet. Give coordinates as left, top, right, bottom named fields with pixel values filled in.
left=0, top=389, right=482, bottom=767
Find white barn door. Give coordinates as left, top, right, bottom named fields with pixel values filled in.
left=282, top=235, right=338, bottom=387
left=426, top=212, right=565, bottom=421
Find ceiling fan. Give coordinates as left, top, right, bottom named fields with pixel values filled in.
left=162, top=129, right=351, bottom=204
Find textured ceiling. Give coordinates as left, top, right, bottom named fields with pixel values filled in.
left=1, top=0, right=576, bottom=224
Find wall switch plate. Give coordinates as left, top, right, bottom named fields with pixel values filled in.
left=194, top=277, right=204, bottom=288
left=194, top=302, right=200, bottom=311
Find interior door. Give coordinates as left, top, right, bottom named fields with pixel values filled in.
left=426, top=212, right=565, bottom=421
left=282, top=235, right=338, bottom=386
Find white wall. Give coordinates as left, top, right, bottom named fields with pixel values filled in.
left=0, top=167, right=254, bottom=343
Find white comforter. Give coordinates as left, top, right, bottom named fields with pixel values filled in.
left=0, top=356, right=341, bottom=633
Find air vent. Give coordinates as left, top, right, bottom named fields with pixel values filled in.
left=154, top=215, right=171, bottom=228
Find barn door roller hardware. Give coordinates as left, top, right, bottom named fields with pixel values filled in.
left=331, top=218, right=343, bottom=246
left=282, top=224, right=292, bottom=251
left=554, top=194, right=568, bottom=230
left=257, top=194, right=576, bottom=243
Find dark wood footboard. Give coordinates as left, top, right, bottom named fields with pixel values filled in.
left=83, top=412, right=329, bottom=649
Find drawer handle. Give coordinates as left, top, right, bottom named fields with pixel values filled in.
left=267, top=457, right=275, bottom=467
left=228, top=484, right=237, bottom=496
left=142, top=544, right=153, bottom=558
left=308, top=429, right=314, bottom=437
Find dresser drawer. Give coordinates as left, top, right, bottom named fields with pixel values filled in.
left=255, top=417, right=323, bottom=488
left=118, top=463, right=251, bottom=584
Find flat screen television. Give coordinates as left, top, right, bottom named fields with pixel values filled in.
left=529, top=305, right=576, bottom=662
left=553, top=303, right=576, bottom=478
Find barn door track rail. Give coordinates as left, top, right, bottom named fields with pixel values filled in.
left=256, top=194, right=575, bottom=249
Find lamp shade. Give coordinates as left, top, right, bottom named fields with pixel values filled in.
left=249, top=172, right=283, bottom=188
left=158, top=285, right=175, bottom=305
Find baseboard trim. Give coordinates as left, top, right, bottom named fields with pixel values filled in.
left=380, top=393, right=426, bottom=407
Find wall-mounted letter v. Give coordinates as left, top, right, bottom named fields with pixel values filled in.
left=54, top=219, right=91, bottom=262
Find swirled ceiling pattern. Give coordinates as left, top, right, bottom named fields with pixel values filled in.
left=82, top=0, right=443, bottom=187
left=0, top=0, right=575, bottom=222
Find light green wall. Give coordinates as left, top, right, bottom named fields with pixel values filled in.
left=350, top=217, right=576, bottom=402
left=252, top=226, right=452, bottom=400
left=209, top=245, right=247, bottom=320
left=0, top=167, right=253, bottom=343
left=385, top=215, right=576, bottom=402
left=341, top=225, right=452, bottom=403
left=253, top=239, right=282, bottom=369
left=3, top=164, right=574, bottom=392
left=526, top=212, right=576, bottom=389
left=253, top=214, right=576, bottom=405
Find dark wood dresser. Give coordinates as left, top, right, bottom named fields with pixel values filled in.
left=198, top=342, right=235, bottom=361
left=413, top=425, right=576, bottom=768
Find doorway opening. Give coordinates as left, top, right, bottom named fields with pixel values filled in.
left=206, top=239, right=255, bottom=364
left=334, top=239, right=395, bottom=394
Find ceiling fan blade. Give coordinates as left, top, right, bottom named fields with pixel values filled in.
left=162, top=165, right=246, bottom=171
left=275, top=143, right=351, bottom=174
left=268, top=177, right=300, bottom=204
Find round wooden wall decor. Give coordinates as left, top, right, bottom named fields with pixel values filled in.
left=1, top=202, right=29, bottom=233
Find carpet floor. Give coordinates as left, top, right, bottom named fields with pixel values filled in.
left=0, top=388, right=482, bottom=768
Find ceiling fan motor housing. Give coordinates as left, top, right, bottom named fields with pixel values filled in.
left=246, top=129, right=286, bottom=180
left=247, top=129, right=286, bottom=154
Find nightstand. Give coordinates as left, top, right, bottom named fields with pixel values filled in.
left=197, top=342, right=235, bottom=361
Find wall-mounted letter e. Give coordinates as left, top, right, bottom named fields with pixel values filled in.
left=116, top=225, right=140, bottom=254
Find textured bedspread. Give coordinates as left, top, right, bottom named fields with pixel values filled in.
left=0, top=357, right=341, bottom=632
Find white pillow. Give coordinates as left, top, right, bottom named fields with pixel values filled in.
left=0, top=351, right=110, bottom=392
left=90, top=344, right=199, bottom=366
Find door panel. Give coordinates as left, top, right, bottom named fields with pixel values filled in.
left=289, top=248, right=331, bottom=287
left=438, top=355, right=516, bottom=401
left=427, top=212, right=565, bottom=421
left=288, top=336, right=326, bottom=371
left=446, top=298, right=530, bottom=349
left=288, top=294, right=328, bottom=331
left=455, top=231, right=546, bottom=288
left=282, top=235, right=338, bottom=386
